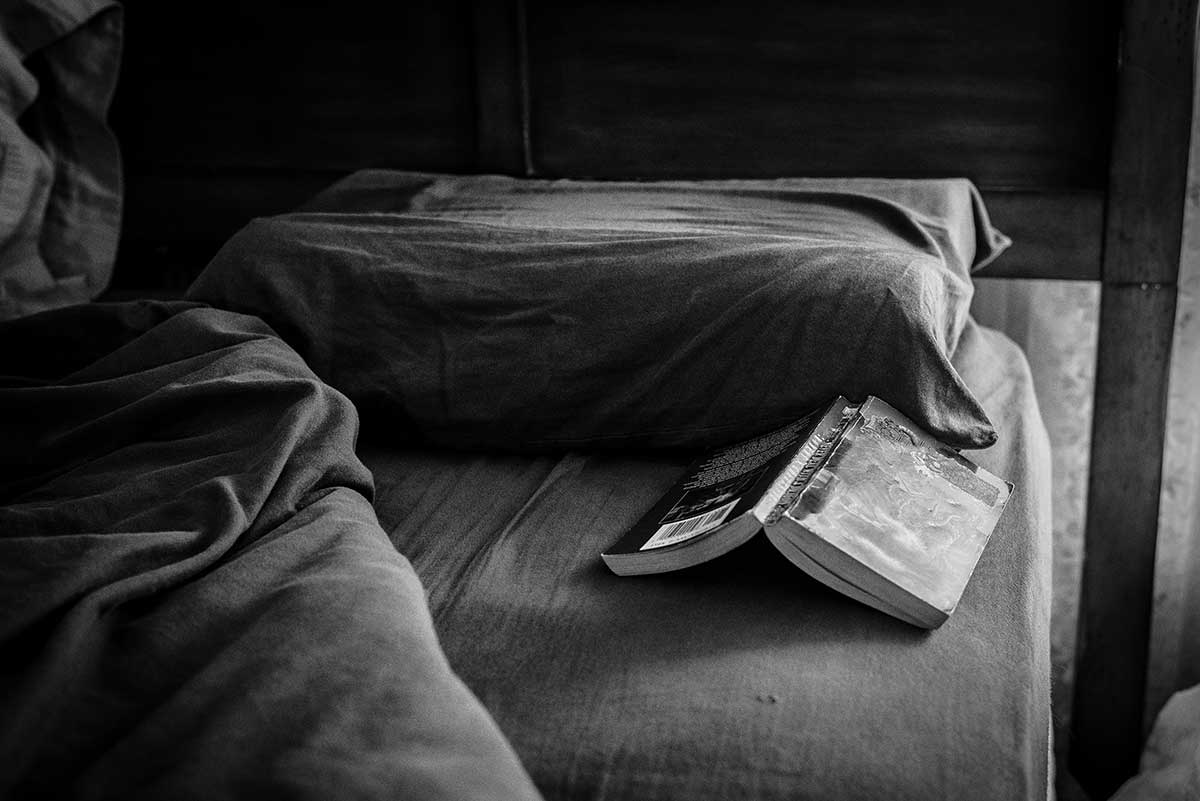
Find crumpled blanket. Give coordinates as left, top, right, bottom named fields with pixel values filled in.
left=0, top=0, right=123, bottom=319
left=1111, top=684, right=1200, bottom=801
left=0, top=301, right=541, bottom=801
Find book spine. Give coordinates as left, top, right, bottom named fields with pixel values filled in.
left=764, top=403, right=861, bottom=525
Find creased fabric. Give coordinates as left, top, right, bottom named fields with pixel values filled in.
left=1111, top=683, right=1200, bottom=801
left=0, top=0, right=122, bottom=320
left=0, top=301, right=542, bottom=801
left=188, top=171, right=1006, bottom=452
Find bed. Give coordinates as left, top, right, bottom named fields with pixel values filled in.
left=2, top=1, right=1195, bottom=799
left=2, top=169, right=1052, bottom=801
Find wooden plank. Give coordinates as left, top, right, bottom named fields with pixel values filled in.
left=113, top=168, right=1105, bottom=290
left=524, top=0, right=1118, bottom=188
left=1071, top=283, right=1178, bottom=797
left=1070, top=0, right=1198, bottom=796
left=1143, top=50, right=1200, bottom=728
left=1103, top=0, right=1200, bottom=283
left=978, top=191, right=1103, bottom=280
left=110, top=1, right=478, bottom=174
left=114, top=170, right=343, bottom=291
left=471, top=0, right=530, bottom=173
left=122, top=171, right=339, bottom=243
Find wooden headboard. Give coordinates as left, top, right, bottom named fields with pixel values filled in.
left=113, top=0, right=1117, bottom=286
left=111, top=1, right=1198, bottom=796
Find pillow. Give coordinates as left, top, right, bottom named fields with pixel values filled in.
left=188, top=172, right=1007, bottom=452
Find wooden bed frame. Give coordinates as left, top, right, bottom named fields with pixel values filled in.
left=109, top=1, right=1198, bottom=796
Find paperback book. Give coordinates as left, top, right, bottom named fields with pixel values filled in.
left=601, top=396, right=1013, bottom=628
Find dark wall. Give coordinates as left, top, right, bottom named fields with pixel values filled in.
left=110, top=1, right=1118, bottom=289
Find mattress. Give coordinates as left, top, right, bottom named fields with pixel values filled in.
left=360, top=316, right=1053, bottom=801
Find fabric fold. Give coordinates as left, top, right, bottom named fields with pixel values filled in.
left=0, top=301, right=542, bottom=801
left=0, top=0, right=123, bottom=320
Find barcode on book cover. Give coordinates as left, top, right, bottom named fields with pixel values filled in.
left=640, top=500, right=739, bottom=551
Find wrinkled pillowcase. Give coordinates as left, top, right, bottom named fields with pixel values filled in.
left=188, top=178, right=1000, bottom=452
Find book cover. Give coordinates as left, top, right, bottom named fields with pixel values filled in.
left=600, top=409, right=826, bottom=575
left=601, top=395, right=1012, bottom=628
left=769, top=397, right=1012, bottom=626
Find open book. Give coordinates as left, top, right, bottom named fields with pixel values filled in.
left=601, top=396, right=1012, bottom=628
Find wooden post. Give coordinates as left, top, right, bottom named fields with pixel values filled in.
left=1070, top=0, right=1198, bottom=797
left=471, top=0, right=532, bottom=175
